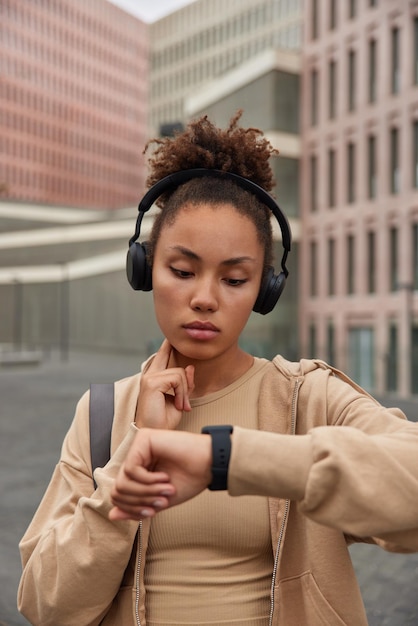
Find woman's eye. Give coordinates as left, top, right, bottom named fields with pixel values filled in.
left=225, top=278, right=247, bottom=286
left=170, top=266, right=192, bottom=278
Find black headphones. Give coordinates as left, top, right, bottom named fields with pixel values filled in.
left=126, top=168, right=292, bottom=315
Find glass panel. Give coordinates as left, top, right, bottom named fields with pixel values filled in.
left=348, top=327, right=375, bottom=390
left=368, top=39, right=376, bottom=103
left=347, top=234, right=355, bottom=294
left=328, top=148, right=336, bottom=207
left=367, top=231, right=376, bottom=293
left=368, top=135, right=376, bottom=199
left=386, top=324, right=398, bottom=392
left=327, top=321, right=335, bottom=365
left=391, top=27, right=400, bottom=94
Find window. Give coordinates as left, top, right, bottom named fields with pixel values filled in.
left=391, top=26, right=400, bottom=94
left=311, top=68, right=318, bottom=126
left=327, top=237, right=335, bottom=295
left=367, top=134, right=377, bottom=199
left=308, top=323, right=317, bottom=359
left=347, top=234, right=355, bottom=294
left=389, top=226, right=398, bottom=291
left=386, top=324, right=398, bottom=392
left=327, top=321, right=335, bottom=365
left=310, top=154, right=318, bottom=212
left=328, top=148, right=336, bottom=207
left=328, top=59, right=336, bottom=118
left=368, top=39, right=377, bottom=103
left=367, top=231, right=376, bottom=293
left=310, top=240, right=317, bottom=297
left=347, top=142, right=356, bottom=203
left=348, top=49, right=356, bottom=111
left=413, top=120, right=418, bottom=188
left=414, top=17, right=418, bottom=85
left=348, top=327, right=375, bottom=390
left=413, top=224, right=418, bottom=290
left=412, top=327, right=418, bottom=394
left=329, top=0, right=337, bottom=30
left=349, top=0, right=356, bottom=19
left=390, top=127, right=399, bottom=194
left=312, top=0, right=319, bottom=39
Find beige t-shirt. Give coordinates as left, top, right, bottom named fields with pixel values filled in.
left=144, top=358, right=273, bottom=626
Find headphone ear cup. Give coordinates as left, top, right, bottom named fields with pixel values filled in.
left=253, top=267, right=286, bottom=315
left=126, top=241, right=152, bottom=291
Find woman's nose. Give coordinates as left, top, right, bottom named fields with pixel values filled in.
left=190, top=279, right=219, bottom=312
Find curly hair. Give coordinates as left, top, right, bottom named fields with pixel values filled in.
left=144, top=111, right=279, bottom=269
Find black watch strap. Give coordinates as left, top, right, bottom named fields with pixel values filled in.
left=201, top=425, right=233, bottom=491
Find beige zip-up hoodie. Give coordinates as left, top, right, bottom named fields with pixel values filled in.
left=18, top=357, right=418, bottom=626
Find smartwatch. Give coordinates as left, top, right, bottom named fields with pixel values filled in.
left=201, top=425, right=233, bottom=490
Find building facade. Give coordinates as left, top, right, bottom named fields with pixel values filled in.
left=149, top=0, right=303, bottom=136
left=0, top=0, right=148, bottom=209
left=300, top=0, right=418, bottom=396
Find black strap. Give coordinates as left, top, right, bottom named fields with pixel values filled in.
left=89, top=383, right=114, bottom=489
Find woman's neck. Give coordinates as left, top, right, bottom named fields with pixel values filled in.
left=170, top=348, right=254, bottom=398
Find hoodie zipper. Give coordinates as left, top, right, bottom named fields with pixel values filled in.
left=134, top=521, right=143, bottom=626
left=268, top=378, right=301, bottom=626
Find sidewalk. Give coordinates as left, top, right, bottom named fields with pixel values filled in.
left=1, top=350, right=418, bottom=625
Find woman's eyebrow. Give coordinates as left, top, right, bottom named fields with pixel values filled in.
left=170, top=245, right=199, bottom=260
left=170, top=246, right=256, bottom=266
left=221, top=256, right=257, bottom=266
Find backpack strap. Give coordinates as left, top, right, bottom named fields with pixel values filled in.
left=89, top=383, right=115, bottom=489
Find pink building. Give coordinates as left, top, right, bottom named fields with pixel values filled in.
left=300, top=0, right=418, bottom=396
left=0, top=0, right=148, bottom=209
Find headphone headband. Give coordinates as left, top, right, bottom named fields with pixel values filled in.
left=131, top=168, right=291, bottom=269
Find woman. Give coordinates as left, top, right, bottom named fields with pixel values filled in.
left=18, top=113, right=418, bottom=626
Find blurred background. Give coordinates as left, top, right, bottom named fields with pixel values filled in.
left=2, top=3, right=418, bottom=625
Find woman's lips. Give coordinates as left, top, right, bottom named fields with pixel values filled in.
left=183, top=322, right=220, bottom=341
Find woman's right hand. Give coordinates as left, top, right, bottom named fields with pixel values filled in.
left=135, top=339, right=195, bottom=430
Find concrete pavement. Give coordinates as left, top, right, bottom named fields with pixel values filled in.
left=1, top=349, right=418, bottom=625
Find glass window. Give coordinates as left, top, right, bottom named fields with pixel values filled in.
left=347, top=234, right=355, bottom=294
left=329, top=59, right=336, bottom=119
left=413, top=224, right=418, bottom=290
left=327, top=321, right=335, bottom=365
left=312, top=0, right=319, bottom=39
left=348, top=49, right=356, bottom=111
left=390, top=226, right=398, bottom=291
left=328, top=148, right=336, bottom=207
left=311, top=68, right=318, bottom=126
left=413, top=120, right=418, bottom=189
left=348, top=327, right=375, bottom=390
left=367, top=231, right=376, bottom=293
left=329, top=0, right=337, bottom=30
left=368, top=39, right=377, bottom=103
left=308, top=323, right=317, bottom=359
left=414, top=17, right=418, bottom=85
left=367, top=134, right=377, bottom=199
left=347, top=142, right=356, bottom=203
left=328, top=237, right=335, bottom=295
left=391, top=26, right=400, bottom=94
left=411, top=327, right=418, bottom=394
left=310, top=154, right=318, bottom=212
left=310, top=240, right=317, bottom=297
left=386, top=324, right=398, bottom=392
left=390, top=127, right=400, bottom=194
